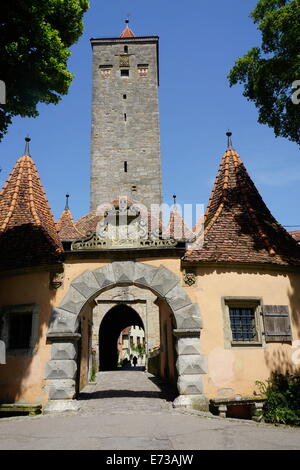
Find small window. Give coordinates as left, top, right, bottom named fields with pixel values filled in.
left=124, top=113, right=127, bottom=121
left=9, top=312, right=32, bottom=349
left=123, top=94, right=127, bottom=100
left=120, top=69, right=129, bottom=77
left=224, top=298, right=262, bottom=347
left=124, top=161, right=127, bottom=172
left=124, top=45, right=128, bottom=54
left=0, top=304, right=38, bottom=356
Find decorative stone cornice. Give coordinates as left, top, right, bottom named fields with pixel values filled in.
left=71, top=231, right=178, bottom=251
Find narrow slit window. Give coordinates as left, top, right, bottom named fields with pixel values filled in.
left=124, top=45, right=128, bottom=53
left=124, top=161, right=128, bottom=172
left=123, top=94, right=127, bottom=99
left=124, top=113, right=127, bottom=121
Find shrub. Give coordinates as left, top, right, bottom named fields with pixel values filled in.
left=256, top=373, right=300, bottom=426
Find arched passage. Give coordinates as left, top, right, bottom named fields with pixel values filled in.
left=99, top=304, right=144, bottom=371
left=46, top=261, right=208, bottom=411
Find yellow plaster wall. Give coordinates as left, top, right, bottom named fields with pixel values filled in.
left=2, top=257, right=299, bottom=405
left=193, top=267, right=300, bottom=399
left=0, top=271, right=55, bottom=404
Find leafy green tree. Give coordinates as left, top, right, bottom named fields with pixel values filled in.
left=228, top=0, right=300, bottom=145
left=0, top=0, right=89, bottom=140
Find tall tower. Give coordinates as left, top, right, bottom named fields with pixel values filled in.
left=90, top=21, right=162, bottom=211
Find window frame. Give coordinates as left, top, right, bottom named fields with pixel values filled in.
left=0, top=303, right=39, bottom=357
left=120, top=69, right=129, bottom=78
left=222, top=297, right=264, bottom=348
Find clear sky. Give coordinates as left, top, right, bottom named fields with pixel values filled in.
left=1, top=0, right=299, bottom=229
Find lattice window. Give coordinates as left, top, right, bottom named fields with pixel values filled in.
left=120, top=55, right=130, bottom=67
left=229, top=307, right=257, bottom=342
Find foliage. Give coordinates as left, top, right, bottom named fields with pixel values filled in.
left=131, top=344, right=145, bottom=357
left=119, top=357, right=131, bottom=368
left=0, top=0, right=89, bottom=140
left=256, top=372, right=300, bottom=425
left=228, top=0, right=300, bottom=145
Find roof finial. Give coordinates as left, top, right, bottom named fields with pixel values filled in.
left=226, top=130, right=233, bottom=150
left=173, top=194, right=177, bottom=207
left=24, top=136, right=31, bottom=156
left=65, top=194, right=70, bottom=210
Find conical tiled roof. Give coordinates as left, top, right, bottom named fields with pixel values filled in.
left=185, top=147, right=300, bottom=266
left=165, top=208, right=194, bottom=241
left=0, top=148, right=63, bottom=270
left=57, top=206, right=83, bottom=240
left=120, top=21, right=136, bottom=38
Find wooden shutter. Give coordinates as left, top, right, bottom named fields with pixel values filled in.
left=261, top=305, right=292, bottom=342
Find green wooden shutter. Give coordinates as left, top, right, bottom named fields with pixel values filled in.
left=261, top=305, right=292, bottom=343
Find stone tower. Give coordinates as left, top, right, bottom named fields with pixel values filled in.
left=90, top=21, right=162, bottom=211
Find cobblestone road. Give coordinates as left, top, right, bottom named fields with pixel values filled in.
left=0, top=370, right=300, bottom=450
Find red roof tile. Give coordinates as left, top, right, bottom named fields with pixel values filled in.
left=0, top=154, right=63, bottom=269
left=165, top=208, right=194, bottom=241
left=184, top=148, right=300, bottom=266
left=290, top=230, right=300, bottom=242
left=120, top=25, right=136, bottom=38
left=75, top=211, right=102, bottom=236
left=57, top=208, right=83, bottom=240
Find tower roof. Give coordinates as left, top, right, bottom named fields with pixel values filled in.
left=0, top=143, right=63, bottom=270
left=185, top=142, right=300, bottom=266
left=166, top=207, right=194, bottom=241
left=120, top=19, right=136, bottom=38
left=290, top=230, right=300, bottom=243
left=57, top=196, right=83, bottom=240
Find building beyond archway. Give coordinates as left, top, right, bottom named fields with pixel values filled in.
left=99, top=304, right=144, bottom=371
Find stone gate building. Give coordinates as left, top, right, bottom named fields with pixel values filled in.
left=0, top=22, right=300, bottom=413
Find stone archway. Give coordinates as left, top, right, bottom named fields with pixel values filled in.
left=45, top=261, right=208, bottom=411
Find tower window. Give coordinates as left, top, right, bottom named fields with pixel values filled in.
left=124, top=45, right=128, bottom=53
left=120, top=69, right=129, bottom=77
left=124, top=113, right=127, bottom=121
left=123, top=94, right=127, bottom=99
left=124, top=161, right=128, bottom=172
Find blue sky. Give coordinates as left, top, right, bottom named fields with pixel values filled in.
left=1, top=0, right=299, bottom=229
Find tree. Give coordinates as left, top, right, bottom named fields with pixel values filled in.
left=228, top=0, right=300, bottom=145
left=0, top=0, right=89, bottom=140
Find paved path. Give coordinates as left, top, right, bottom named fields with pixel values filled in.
left=0, top=370, right=300, bottom=450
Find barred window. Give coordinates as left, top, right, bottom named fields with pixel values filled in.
left=229, top=307, right=257, bottom=342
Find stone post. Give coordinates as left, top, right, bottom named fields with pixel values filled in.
left=172, top=329, right=208, bottom=411
left=44, top=332, right=81, bottom=413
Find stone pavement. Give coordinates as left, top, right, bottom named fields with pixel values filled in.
left=0, top=370, right=300, bottom=450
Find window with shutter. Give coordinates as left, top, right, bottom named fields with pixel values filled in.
left=223, top=297, right=263, bottom=348
left=261, top=305, right=292, bottom=343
